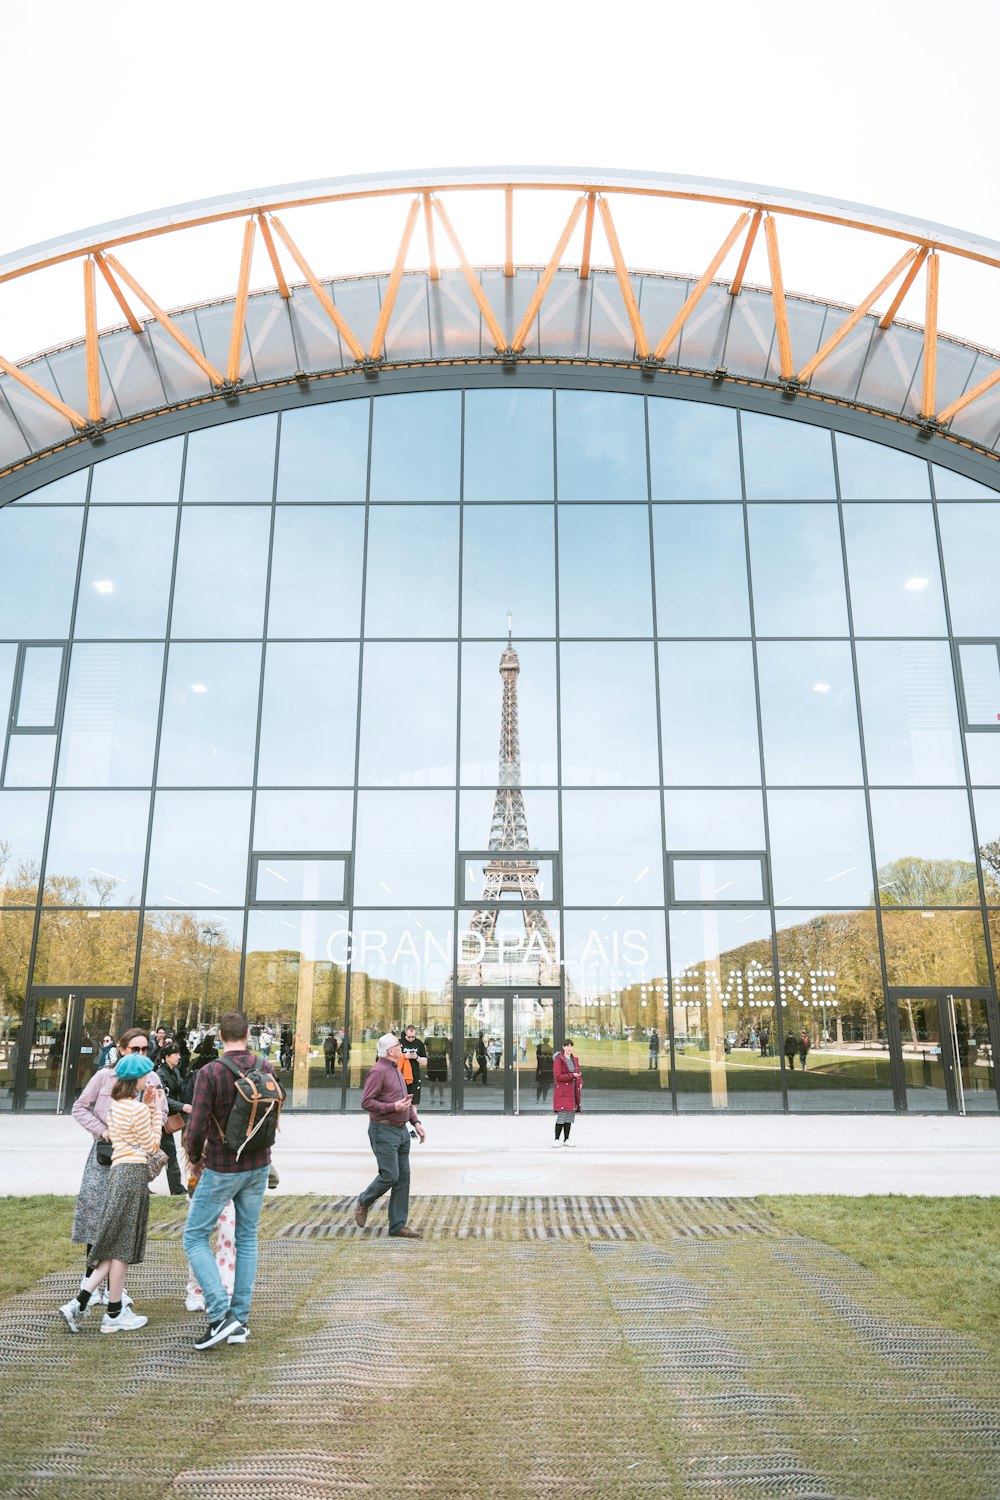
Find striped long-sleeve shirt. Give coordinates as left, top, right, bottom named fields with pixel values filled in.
left=108, top=1097, right=161, bottom=1166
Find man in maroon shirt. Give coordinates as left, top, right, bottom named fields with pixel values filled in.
left=355, top=1033, right=426, bottom=1238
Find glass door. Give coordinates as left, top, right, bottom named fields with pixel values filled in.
left=458, top=988, right=559, bottom=1113
left=18, top=988, right=131, bottom=1112
left=890, top=988, right=998, bottom=1114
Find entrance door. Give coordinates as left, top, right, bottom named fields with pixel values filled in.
left=17, top=988, right=132, bottom=1112
left=890, top=988, right=998, bottom=1114
left=458, top=989, right=559, bottom=1113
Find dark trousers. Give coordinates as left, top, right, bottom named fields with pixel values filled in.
left=359, top=1121, right=410, bottom=1233
left=160, top=1129, right=184, bottom=1195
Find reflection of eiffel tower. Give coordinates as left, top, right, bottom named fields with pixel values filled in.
left=464, top=622, right=558, bottom=979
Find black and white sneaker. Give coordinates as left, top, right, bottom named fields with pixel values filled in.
left=227, top=1321, right=250, bottom=1344
left=194, top=1313, right=243, bottom=1350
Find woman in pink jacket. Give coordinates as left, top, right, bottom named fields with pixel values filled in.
left=552, top=1038, right=582, bottom=1146
left=71, top=1026, right=165, bottom=1298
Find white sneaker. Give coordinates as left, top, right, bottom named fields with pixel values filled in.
left=58, top=1298, right=88, bottom=1332
left=100, top=1307, right=148, bottom=1334
left=185, top=1290, right=206, bottom=1312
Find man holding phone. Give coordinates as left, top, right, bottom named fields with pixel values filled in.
left=399, top=1024, right=427, bottom=1107
left=354, top=1033, right=426, bottom=1239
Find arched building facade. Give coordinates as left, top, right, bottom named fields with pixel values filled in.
left=1, top=169, right=999, bottom=1115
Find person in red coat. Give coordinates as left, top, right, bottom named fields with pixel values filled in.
left=552, top=1039, right=582, bottom=1145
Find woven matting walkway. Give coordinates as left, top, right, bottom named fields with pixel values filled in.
left=1, top=1197, right=998, bottom=1499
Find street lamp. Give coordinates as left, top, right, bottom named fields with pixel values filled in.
left=199, top=923, right=222, bottom=1029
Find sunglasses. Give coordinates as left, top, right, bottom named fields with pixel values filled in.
left=128, top=1044, right=149, bottom=1052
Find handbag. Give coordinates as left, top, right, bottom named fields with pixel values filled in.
left=163, top=1112, right=184, bottom=1134
left=95, top=1138, right=114, bottom=1167
left=146, top=1149, right=168, bottom=1182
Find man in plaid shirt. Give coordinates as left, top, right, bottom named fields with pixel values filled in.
left=183, top=1011, right=276, bottom=1350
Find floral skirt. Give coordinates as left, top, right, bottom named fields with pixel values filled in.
left=89, top=1162, right=150, bottom=1266
left=71, top=1140, right=109, bottom=1246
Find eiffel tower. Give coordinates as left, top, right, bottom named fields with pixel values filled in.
left=463, top=620, right=559, bottom=981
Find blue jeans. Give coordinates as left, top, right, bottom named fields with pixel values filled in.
left=183, top=1165, right=269, bottom=1325
left=359, top=1121, right=410, bottom=1233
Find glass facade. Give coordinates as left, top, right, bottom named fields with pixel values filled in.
left=2, top=387, right=999, bottom=1116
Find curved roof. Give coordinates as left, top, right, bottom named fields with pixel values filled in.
left=2, top=167, right=1000, bottom=485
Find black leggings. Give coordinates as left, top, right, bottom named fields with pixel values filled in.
left=555, top=1120, right=573, bottom=1141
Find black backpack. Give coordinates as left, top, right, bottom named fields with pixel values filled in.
left=217, top=1054, right=285, bottom=1159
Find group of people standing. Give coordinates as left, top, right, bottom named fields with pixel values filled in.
left=60, top=1012, right=279, bottom=1351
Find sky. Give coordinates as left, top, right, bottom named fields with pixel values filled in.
left=2, top=0, right=999, bottom=366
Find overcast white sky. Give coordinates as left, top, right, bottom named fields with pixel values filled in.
left=3, top=0, right=999, bottom=364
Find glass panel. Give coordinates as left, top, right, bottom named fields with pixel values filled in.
left=959, top=644, right=1000, bottom=726
left=856, top=641, right=965, bottom=785
left=872, top=790, right=977, bottom=906
left=254, top=857, right=345, bottom=904
left=344, top=910, right=454, bottom=1107
left=664, top=789, right=765, bottom=850
left=182, top=415, right=278, bottom=503
left=741, top=413, right=836, bottom=500
left=938, top=504, right=1000, bottom=635
left=145, top=790, right=251, bottom=906
left=32, top=909, right=139, bottom=985
left=460, top=640, right=557, bottom=786
left=258, top=643, right=358, bottom=786
left=775, top=909, right=892, bottom=1111
left=561, top=642, right=659, bottom=786
left=459, top=788, right=559, bottom=851
left=556, top=391, right=647, bottom=501
left=253, top=791, right=354, bottom=851
left=461, top=505, right=555, bottom=637
left=0, top=645, right=14, bottom=735
left=669, top=908, right=783, bottom=1111
left=835, top=434, right=930, bottom=499
left=353, top=791, right=455, bottom=904
left=267, top=506, right=364, bottom=638
left=967, top=734, right=1000, bottom=785
left=43, top=790, right=149, bottom=906
left=882, top=910, right=989, bottom=985
left=757, top=641, right=863, bottom=785
left=457, top=906, right=560, bottom=989
left=136, top=910, right=243, bottom=1042
left=561, top=790, right=664, bottom=904
left=58, top=643, right=162, bottom=788
left=767, top=789, right=873, bottom=906
left=158, top=643, right=260, bottom=786
left=0, top=790, right=47, bottom=904
left=557, top=505, right=652, bottom=636
left=170, top=507, right=270, bottom=638
left=747, top=504, right=849, bottom=635
left=672, top=857, right=763, bottom=902
left=461, top=992, right=557, bottom=1113
left=460, top=854, right=555, bottom=903
left=4, top=735, right=56, bottom=787
left=952, top=995, right=997, bottom=1113
left=243, top=908, right=349, bottom=1108
left=648, top=399, right=741, bottom=500
left=358, top=643, right=456, bottom=786
left=660, top=642, right=760, bottom=785
left=89, top=437, right=183, bottom=504
left=653, top=505, right=749, bottom=636
left=933, top=464, right=1000, bottom=499
left=369, top=392, right=460, bottom=501
left=842, top=504, right=947, bottom=635
left=74, top=506, right=176, bottom=638
left=563, top=910, right=669, bottom=1112
left=896, top=996, right=950, bottom=1112
left=363, top=507, right=459, bottom=637
left=974, top=791, right=1000, bottom=902
left=0, top=910, right=33, bottom=1104
left=463, top=388, right=554, bottom=501
left=276, top=400, right=369, bottom=501
left=0, top=508, right=83, bottom=638
left=18, top=469, right=88, bottom=505
left=15, top=646, right=62, bottom=727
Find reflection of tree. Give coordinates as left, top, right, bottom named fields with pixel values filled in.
left=33, top=908, right=140, bottom=987
left=242, top=948, right=346, bottom=1034
left=137, top=913, right=241, bottom=1035
left=980, top=839, right=1000, bottom=902
left=876, top=857, right=979, bottom=907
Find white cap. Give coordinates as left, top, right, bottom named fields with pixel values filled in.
left=376, top=1033, right=399, bottom=1058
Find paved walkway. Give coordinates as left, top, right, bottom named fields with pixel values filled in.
left=1, top=1111, right=997, bottom=1196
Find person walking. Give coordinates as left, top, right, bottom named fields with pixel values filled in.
left=552, top=1038, right=582, bottom=1145
left=474, top=1031, right=489, bottom=1086
left=783, top=1029, right=799, bottom=1071
left=354, top=1034, right=425, bottom=1238
left=799, top=1029, right=811, bottom=1071
left=399, top=1024, right=426, bottom=1107
left=323, top=1032, right=339, bottom=1076
left=58, top=1054, right=162, bottom=1334
left=535, top=1038, right=554, bottom=1102
left=155, top=1039, right=191, bottom=1196
left=70, top=1027, right=166, bottom=1302
left=182, top=1011, right=277, bottom=1350
left=648, top=1028, right=660, bottom=1070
